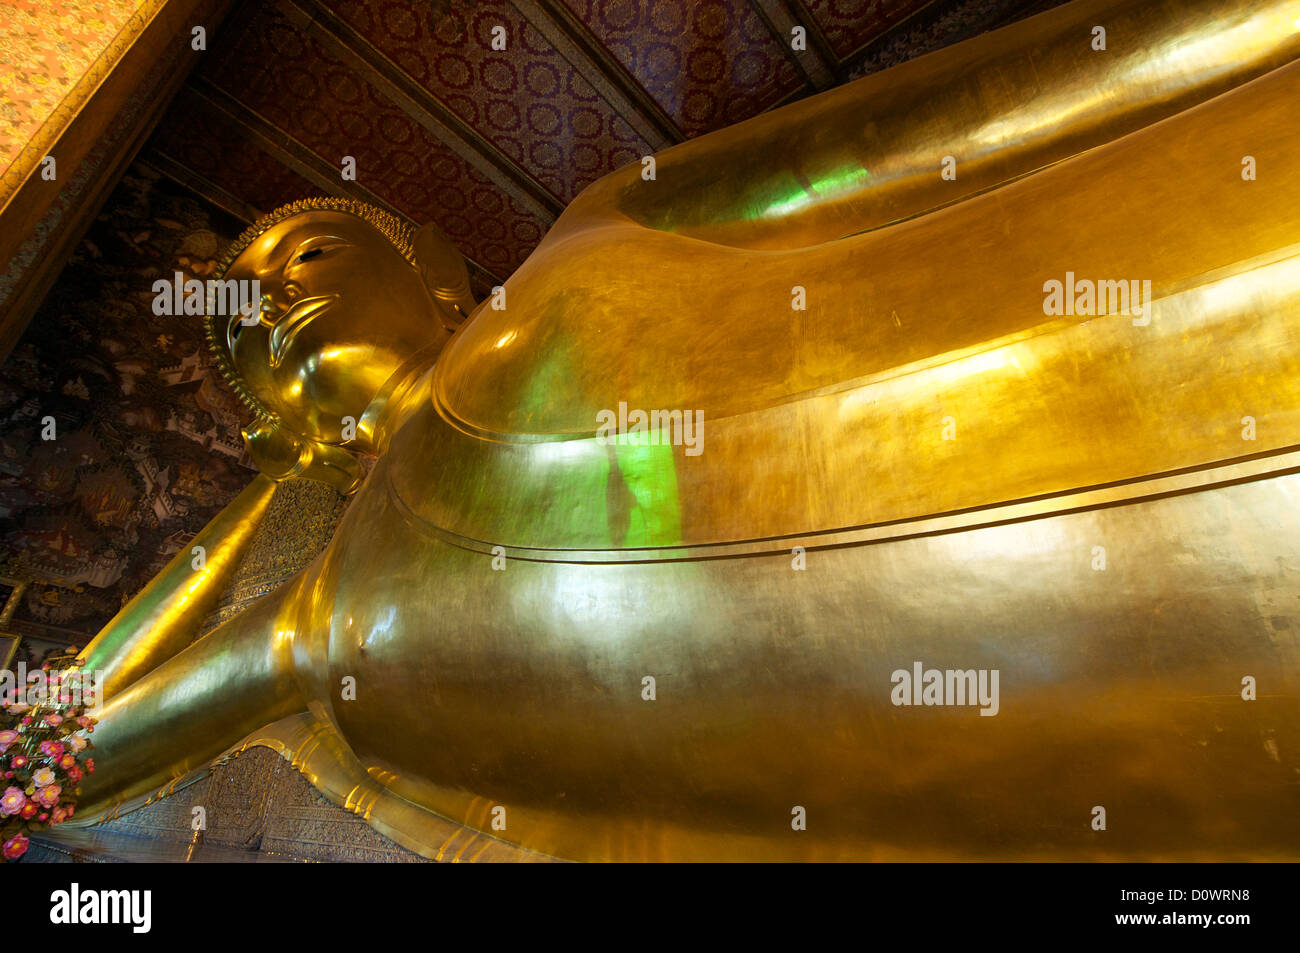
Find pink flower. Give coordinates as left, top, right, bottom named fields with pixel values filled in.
left=31, top=767, right=55, bottom=788
left=0, top=786, right=25, bottom=816
left=33, top=784, right=61, bottom=808
left=65, top=765, right=82, bottom=783
left=39, top=740, right=64, bottom=761
left=84, top=758, right=94, bottom=774
left=67, top=735, right=86, bottom=754
left=75, top=716, right=93, bottom=729
left=2, top=833, right=28, bottom=860
left=59, top=753, right=75, bottom=770
left=51, top=806, right=67, bottom=824
left=0, top=729, right=17, bottom=753
left=18, top=802, right=36, bottom=820
left=9, top=755, right=26, bottom=770
left=43, top=714, right=62, bottom=727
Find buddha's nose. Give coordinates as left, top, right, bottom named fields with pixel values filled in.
left=258, top=292, right=283, bottom=328
left=259, top=284, right=308, bottom=327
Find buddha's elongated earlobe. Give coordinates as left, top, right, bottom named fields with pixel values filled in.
left=241, top=416, right=301, bottom=477
left=242, top=416, right=362, bottom=496
left=413, top=221, right=477, bottom=331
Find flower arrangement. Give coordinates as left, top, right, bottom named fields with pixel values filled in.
left=0, top=649, right=98, bottom=862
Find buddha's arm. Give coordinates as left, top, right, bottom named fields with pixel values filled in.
left=561, top=0, right=1300, bottom=250
left=71, top=565, right=309, bottom=821
left=78, top=473, right=278, bottom=699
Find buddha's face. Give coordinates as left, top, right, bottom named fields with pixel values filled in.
left=222, top=211, right=449, bottom=446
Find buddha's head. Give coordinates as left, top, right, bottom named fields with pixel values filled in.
left=206, top=199, right=477, bottom=491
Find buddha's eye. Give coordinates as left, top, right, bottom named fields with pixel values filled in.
left=286, top=239, right=348, bottom=271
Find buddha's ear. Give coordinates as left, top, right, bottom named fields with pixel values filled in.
left=412, top=221, right=477, bottom=331
left=242, top=417, right=300, bottom=478
left=242, top=417, right=362, bottom=496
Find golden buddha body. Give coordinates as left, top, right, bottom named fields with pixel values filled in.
left=69, top=0, right=1300, bottom=860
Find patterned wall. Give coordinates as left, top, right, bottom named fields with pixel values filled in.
left=801, top=0, right=931, bottom=58
left=331, top=0, right=651, bottom=202
left=142, top=0, right=1065, bottom=288
left=562, top=0, right=804, bottom=136
left=194, top=3, right=552, bottom=276
left=0, top=164, right=255, bottom=641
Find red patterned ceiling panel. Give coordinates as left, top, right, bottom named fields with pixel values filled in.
left=150, top=89, right=325, bottom=215
left=801, top=0, right=932, bottom=59
left=198, top=4, right=549, bottom=277
left=563, top=0, right=805, bottom=138
left=325, top=0, right=651, bottom=202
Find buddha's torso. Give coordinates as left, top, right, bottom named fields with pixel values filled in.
left=287, top=51, right=1300, bottom=861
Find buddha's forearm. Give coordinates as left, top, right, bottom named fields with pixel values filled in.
left=71, top=577, right=307, bottom=821
left=79, top=473, right=278, bottom=698
left=578, top=0, right=1300, bottom=250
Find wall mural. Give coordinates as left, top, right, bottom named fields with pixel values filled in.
left=0, top=164, right=255, bottom=641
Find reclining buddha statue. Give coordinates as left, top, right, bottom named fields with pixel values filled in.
left=66, top=0, right=1300, bottom=860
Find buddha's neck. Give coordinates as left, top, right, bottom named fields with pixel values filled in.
left=356, top=335, right=449, bottom=454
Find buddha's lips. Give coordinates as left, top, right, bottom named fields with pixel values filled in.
left=268, top=294, right=339, bottom=368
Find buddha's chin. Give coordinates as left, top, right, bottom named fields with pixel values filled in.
left=275, top=406, right=364, bottom=446
left=269, top=366, right=386, bottom=425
